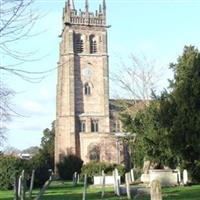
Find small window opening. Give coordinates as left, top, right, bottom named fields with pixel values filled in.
left=90, top=35, right=97, bottom=54
left=91, top=120, right=99, bottom=132
left=79, top=120, right=86, bottom=132
left=84, top=83, right=91, bottom=95
left=75, top=34, right=84, bottom=53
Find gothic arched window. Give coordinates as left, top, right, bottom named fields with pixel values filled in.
left=88, top=144, right=100, bottom=161
left=75, top=34, right=84, bottom=53
left=84, top=83, right=91, bottom=96
left=89, top=35, right=97, bottom=54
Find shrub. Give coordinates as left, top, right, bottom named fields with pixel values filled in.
left=29, top=152, right=53, bottom=188
left=57, top=155, right=83, bottom=180
left=0, top=155, right=27, bottom=189
left=81, top=162, right=125, bottom=183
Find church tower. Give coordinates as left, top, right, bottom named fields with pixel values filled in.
left=55, top=0, right=113, bottom=165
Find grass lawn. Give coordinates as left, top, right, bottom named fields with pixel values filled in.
left=1, top=181, right=200, bottom=200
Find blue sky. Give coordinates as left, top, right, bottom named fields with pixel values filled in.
left=2, top=0, right=200, bottom=150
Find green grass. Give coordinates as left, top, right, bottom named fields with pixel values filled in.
left=1, top=181, right=200, bottom=200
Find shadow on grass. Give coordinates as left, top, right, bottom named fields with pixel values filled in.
left=42, top=192, right=131, bottom=200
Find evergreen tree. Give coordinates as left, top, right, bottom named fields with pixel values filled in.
left=160, top=46, right=200, bottom=181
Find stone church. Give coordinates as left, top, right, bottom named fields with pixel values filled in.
left=55, top=0, right=125, bottom=166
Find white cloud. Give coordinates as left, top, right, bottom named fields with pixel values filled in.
left=22, top=100, right=45, bottom=113
left=39, top=87, right=51, bottom=99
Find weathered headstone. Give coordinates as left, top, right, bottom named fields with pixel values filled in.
left=20, top=170, right=25, bottom=200
left=35, top=172, right=54, bottom=200
left=114, top=169, right=120, bottom=196
left=14, top=175, right=19, bottom=200
left=130, top=169, right=135, bottom=182
left=125, top=173, right=131, bottom=199
left=101, top=170, right=105, bottom=198
left=77, top=174, right=80, bottom=183
left=115, top=168, right=119, bottom=178
left=73, top=172, right=78, bottom=186
left=82, top=174, right=87, bottom=200
left=29, top=169, right=35, bottom=199
left=112, top=171, right=116, bottom=193
left=150, top=180, right=162, bottom=200
left=18, top=175, right=22, bottom=198
left=176, top=169, right=181, bottom=184
left=183, top=169, right=188, bottom=185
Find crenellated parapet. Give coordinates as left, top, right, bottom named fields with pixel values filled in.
left=63, top=0, right=106, bottom=27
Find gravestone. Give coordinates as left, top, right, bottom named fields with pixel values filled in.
left=29, top=170, right=35, bottom=199
left=18, top=175, right=22, bottom=198
left=82, top=174, right=87, bottom=200
left=183, top=169, right=188, bottom=185
left=115, top=169, right=120, bottom=196
left=14, top=175, right=19, bottom=200
left=176, top=169, right=181, bottom=184
left=125, top=173, right=131, bottom=199
left=77, top=174, right=80, bottom=183
left=101, top=170, right=105, bottom=198
left=150, top=180, right=162, bottom=200
left=73, top=172, right=78, bottom=186
left=131, top=169, right=135, bottom=182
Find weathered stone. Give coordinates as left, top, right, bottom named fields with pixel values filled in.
left=150, top=180, right=162, bottom=200
left=183, top=169, right=188, bottom=185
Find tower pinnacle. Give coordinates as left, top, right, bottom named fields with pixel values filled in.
left=68, top=0, right=75, bottom=10
left=103, top=0, right=106, bottom=15
left=85, top=0, right=89, bottom=12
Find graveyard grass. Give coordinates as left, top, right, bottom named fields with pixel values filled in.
left=1, top=181, right=200, bottom=200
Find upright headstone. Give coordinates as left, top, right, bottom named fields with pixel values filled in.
left=73, top=172, right=78, bottom=186
left=150, top=180, right=162, bottom=200
left=112, top=171, right=116, bottom=193
left=20, top=170, right=25, bottom=200
left=183, top=169, right=188, bottom=185
left=77, top=174, right=80, bottom=183
left=101, top=170, right=105, bottom=198
left=35, top=172, right=54, bottom=200
left=177, top=169, right=181, bottom=184
left=29, top=170, right=35, bottom=199
left=125, top=173, right=131, bottom=199
left=115, top=168, right=119, bottom=178
left=130, top=169, right=135, bottom=182
left=14, top=175, right=19, bottom=200
left=18, top=175, right=22, bottom=198
left=114, top=169, right=120, bottom=196
left=82, top=174, right=87, bottom=200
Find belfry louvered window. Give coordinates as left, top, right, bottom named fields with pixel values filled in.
left=91, top=120, right=99, bottom=132
left=89, top=35, right=97, bottom=54
left=75, top=34, right=84, bottom=53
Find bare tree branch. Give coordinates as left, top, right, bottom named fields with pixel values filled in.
left=111, top=54, right=160, bottom=113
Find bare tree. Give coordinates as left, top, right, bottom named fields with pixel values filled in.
left=0, top=82, right=14, bottom=143
left=111, top=54, right=160, bottom=113
left=0, top=0, right=45, bottom=143
left=111, top=54, right=163, bottom=170
left=0, top=0, right=37, bottom=64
